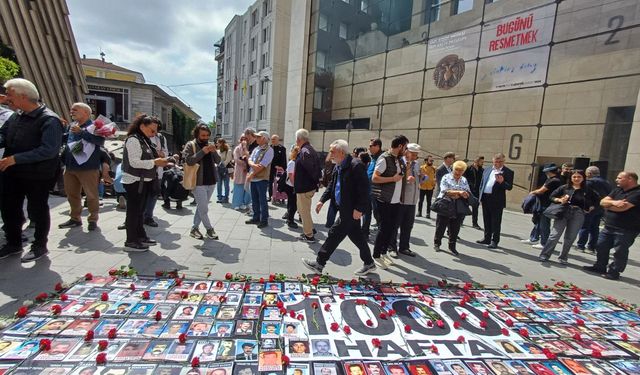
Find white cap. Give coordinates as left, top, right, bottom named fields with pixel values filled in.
left=407, top=143, right=421, bottom=153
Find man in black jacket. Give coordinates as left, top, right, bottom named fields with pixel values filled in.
left=268, top=134, right=286, bottom=202
left=463, top=156, right=484, bottom=229
left=294, top=129, right=321, bottom=242
left=476, top=153, right=514, bottom=249
left=302, top=139, right=376, bottom=276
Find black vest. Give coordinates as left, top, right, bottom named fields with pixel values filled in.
left=122, top=134, right=157, bottom=181
left=3, top=106, right=62, bottom=180
left=371, top=151, right=404, bottom=203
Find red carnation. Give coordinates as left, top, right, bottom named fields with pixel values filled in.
left=180, top=291, right=189, bottom=299
left=191, top=357, right=200, bottom=367
left=371, top=338, right=381, bottom=348
left=35, top=292, right=48, bottom=302
left=576, top=318, right=585, bottom=326
left=179, top=333, right=187, bottom=344
left=225, top=272, right=233, bottom=280
left=155, top=271, right=164, bottom=276
left=436, top=320, right=445, bottom=328
left=379, top=313, right=387, bottom=320
left=457, top=335, right=465, bottom=343
left=330, top=322, right=340, bottom=332
left=502, top=284, right=509, bottom=288
left=518, top=328, right=529, bottom=338
left=463, top=282, right=472, bottom=291
left=366, top=319, right=373, bottom=327
left=130, top=284, right=136, bottom=291
left=155, top=311, right=162, bottom=321
left=303, top=291, right=310, bottom=297
left=276, top=301, right=284, bottom=308
left=572, top=333, right=582, bottom=341
left=339, top=293, right=345, bottom=300
left=380, top=301, right=386, bottom=308
left=142, top=291, right=150, bottom=300
left=281, top=354, right=290, bottom=367
left=95, top=352, right=107, bottom=365
left=501, top=328, right=510, bottom=336
left=542, top=348, right=556, bottom=360
left=459, top=313, right=467, bottom=320
left=85, top=273, right=93, bottom=280
left=296, top=314, right=304, bottom=321
left=404, top=325, right=412, bottom=333
left=355, top=299, right=366, bottom=305
left=51, top=304, right=62, bottom=315
left=108, top=328, right=117, bottom=339
left=289, top=310, right=296, bottom=318
left=572, top=306, right=580, bottom=314
left=269, top=274, right=276, bottom=282
left=480, top=321, right=487, bottom=329
left=431, top=345, right=439, bottom=354
left=259, top=277, right=265, bottom=283
left=374, top=295, right=383, bottom=301
left=108, top=269, right=117, bottom=276
left=458, top=300, right=466, bottom=307
left=505, top=319, right=514, bottom=327
left=174, top=278, right=182, bottom=287
left=92, top=310, right=101, bottom=318
left=324, top=304, right=331, bottom=312
left=592, top=349, right=603, bottom=358
left=98, top=340, right=108, bottom=350
left=60, top=294, right=68, bottom=302
left=621, top=333, right=629, bottom=341
left=85, top=330, right=94, bottom=341
left=54, top=282, right=63, bottom=292
left=343, top=325, right=352, bottom=335
left=311, top=302, right=319, bottom=309
left=407, top=305, right=416, bottom=312
left=427, top=320, right=433, bottom=327
left=388, top=309, right=396, bottom=317
left=39, top=339, right=52, bottom=351
left=350, top=278, right=358, bottom=285
left=482, top=310, right=490, bottom=318
left=100, top=292, right=109, bottom=301
left=219, top=296, right=227, bottom=303
left=337, top=281, right=345, bottom=288
left=453, top=321, right=461, bottom=329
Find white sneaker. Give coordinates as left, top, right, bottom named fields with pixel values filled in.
left=532, top=244, right=544, bottom=249
left=389, top=250, right=399, bottom=258
left=521, top=239, right=538, bottom=244
left=206, top=228, right=219, bottom=240
left=373, top=257, right=388, bottom=270
left=382, top=254, right=395, bottom=266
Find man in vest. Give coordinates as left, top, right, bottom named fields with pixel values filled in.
left=245, top=131, right=273, bottom=228
left=58, top=103, right=105, bottom=231
left=0, top=79, right=63, bottom=262
left=294, top=129, right=321, bottom=243
left=371, top=135, right=408, bottom=269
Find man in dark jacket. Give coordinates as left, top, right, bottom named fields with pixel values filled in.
left=463, top=155, right=484, bottom=229
left=0, top=78, right=63, bottom=262
left=477, top=153, right=514, bottom=249
left=577, top=166, right=612, bottom=252
left=294, top=128, right=321, bottom=242
left=58, top=103, right=105, bottom=231
left=268, top=134, right=287, bottom=202
left=302, top=139, right=376, bottom=276
left=435, top=151, right=455, bottom=193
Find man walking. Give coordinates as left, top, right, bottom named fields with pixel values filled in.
left=476, top=153, right=514, bottom=249
left=583, top=171, right=639, bottom=280
left=246, top=131, right=273, bottom=228
left=268, top=134, right=287, bottom=202
left=362, top=138, right=382, bottom=237
left=417, top=155, right=436, bottom=218
left=302, top=140, right=376, bottom=276
left=0, top=79, right=63, bottom=262
left=58, top=103, right=104, bottom=231
left=389, top=143, right=421, bottom=258
left=371, top=135, right=408, bottom=269
left=576, top=166, right=612, bottom=252
left=294, top=129, right=321, bottom=242
left=463, top=156, right=484, bottom=229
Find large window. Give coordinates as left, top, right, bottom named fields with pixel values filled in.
left=452, top=0, right=473, bottom=15
left=339, top=22, right=348, bottom=39
left=86, top=84, right=130, bottom=123
left=319, top=14, right=328, bottom=32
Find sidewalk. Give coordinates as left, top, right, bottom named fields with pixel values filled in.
left=0, top=192, right=638, bottom=316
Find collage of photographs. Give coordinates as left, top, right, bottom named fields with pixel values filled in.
left=0, top=275, right=639, bottom=375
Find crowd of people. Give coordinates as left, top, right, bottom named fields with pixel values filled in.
left=0, top=78, right=638, bottom=281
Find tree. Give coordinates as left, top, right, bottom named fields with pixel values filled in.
left=207, top=120, right=217, bottom=136
left=0, top=56, right=19, bottom=83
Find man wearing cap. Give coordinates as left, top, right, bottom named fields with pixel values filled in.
left=388, top=143, right=421, bottom=258
left=526, top=164, right=562, bottom=249
left=246, top=131, right=273, bottom=228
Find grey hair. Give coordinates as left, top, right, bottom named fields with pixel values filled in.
left=329, top=139, right=349, bottom=155
left=72, top=102, right=92, bottom=114
left=295, top=128, right=309, bottom=141
left=4, top=78, right=39, bottom=101
left=586, top=166, right=600, bottom=177
left=244, top=127, right=256, bottom=136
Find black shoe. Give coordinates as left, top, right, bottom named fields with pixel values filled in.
left=399, top=249, right=416, bottom=257
left=142, top=238, right=158, bottom=246
left=476, top=239, right=490, bottom=245
left=117, top=224, right=126, bottom=230
left=58, top=219, right=81, bottom=229
left=257, top=222, right=268, bottom=228
left=416, top=213, right=422, bottom=217
left=161, top=203, right=171, bottom=209
left=88, top=222, right=98, bottom=231
left=267, top=197, right=272, bottom=202
left=313, top=228, right=317, bottom=235
left=602, top=273, right=620, bottom=280
left=298, top=234, right=317, bottom=243
left=472, top=225, right=482, bottom=230
left=0, top=245, right=23, bottom=260
left=426, top=214, right=431, bottom=219
left=216, top=200, right=222, bottom=203
left=487, top=242, right=498, bottom=249
left=282, top=213, right=289, bottom=220
left=434, top=245, right=441, bottom=252
left=449, top=248, right=459, bottom=256
left=245, top=219, right=260, bottom=225
left=582, top=265, right=606, bottom=274
left=144, top=218, right=159, bottom=227
left=21, top=246, right=48, bottom=263
left=124, top=242, right=149, bottom=252
left=190, top=200, right=197, bottom=206
left=176, top=203, right=183, bottom=209
left=287, top=221, right=299, bottom=229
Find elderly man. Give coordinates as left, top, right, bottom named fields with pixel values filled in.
left=576, top=166, right=612, bottom=252
left=0, top=78, right=63, bottom=262
left=245, top=131, right=274, bottom=228
left=268, top=134, right=287, bottom=202
left=583, top=171, right=640, bottom=280
left=58, top=103, right=105, bottom=231
left=294, top=129, right=321, bottom=243
left=302, top=139, right=376, bottom=276
left=476, top=153, right=514, bottom=249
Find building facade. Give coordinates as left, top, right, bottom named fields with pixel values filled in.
left=280, top=0, right=640, bottom=207
left=220, top=0, right=292, bottom=144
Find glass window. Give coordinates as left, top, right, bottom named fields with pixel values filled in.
left=252, top=10, right=258, bottom=26
left=360, top=0, right=369, bottom=14
left=249, top=85, right=254, bottom=99
left=263, top=26, right=269, bottom=43
left=339, top=22, right=348, bottom=39
left=319, top=14, right=329, bottom=32
left=248, top=108, right=253, bottom=121
left=342, top=0, right=350, bottom=3
left=314, top=87, right=324, bottom=109
left=452, top=0, right=473, bottom=15
left=317, top=51, right=327, bottom=70
left=259, top=105, right=266, bottom=120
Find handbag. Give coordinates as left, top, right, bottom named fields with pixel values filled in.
left=455, top=198, right=472, bottom=216
left=543, top=203, right=568, bottom=220
left=431, top=196, right=456, bottom=218
left=181, top=142, right=200, bottom=191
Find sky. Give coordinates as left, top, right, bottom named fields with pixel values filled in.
left=67, top=0, right=254, bottom=123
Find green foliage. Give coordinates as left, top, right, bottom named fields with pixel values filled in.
left=0, top=57, right=19, bottom=83
left=171, top=107, right=198, bottom=150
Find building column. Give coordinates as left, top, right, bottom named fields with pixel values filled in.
left=624, top=89, right=640, bottom=173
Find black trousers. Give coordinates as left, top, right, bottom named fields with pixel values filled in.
left=417, top=189, right=433, bottom=216
left=284, top=185, right=297, bottom=222
left=1, top=176, right=51, bottom=248
left=372, top=201, right=402, bottom=257
left=317, top=214, right=373, bottom=266
left=124, top=181, right=152, bottom=243
left=434, top=214, right=465, bottom=249
left=481, top=195, right=504, bottom=244
left=469, top=190, right=480, bottom=226
left=390, top=205, right=416, bottom=251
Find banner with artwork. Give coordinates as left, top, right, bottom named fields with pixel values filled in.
left=1, top=273, right=639, bottom=375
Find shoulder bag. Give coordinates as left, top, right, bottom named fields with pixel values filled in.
left=432, top=196, right=456, bottom=218
left=182, top=142, right=200, bottom=191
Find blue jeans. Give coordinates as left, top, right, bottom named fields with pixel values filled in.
left=594, top=226, right=639, bottom=276
left=251, top=180, right=269, bottom=223
left=217, top=170, right=230, bottom=201
left=529, top=213, right=551, bottom=245
left=577, top=211, right=602, bottom=250
left=232, top=183, right=251, bottom=209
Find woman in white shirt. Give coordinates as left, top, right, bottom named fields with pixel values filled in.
left=216, top=138, right=233, bottom=203
left=284, top=146, right=300, bottom=228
